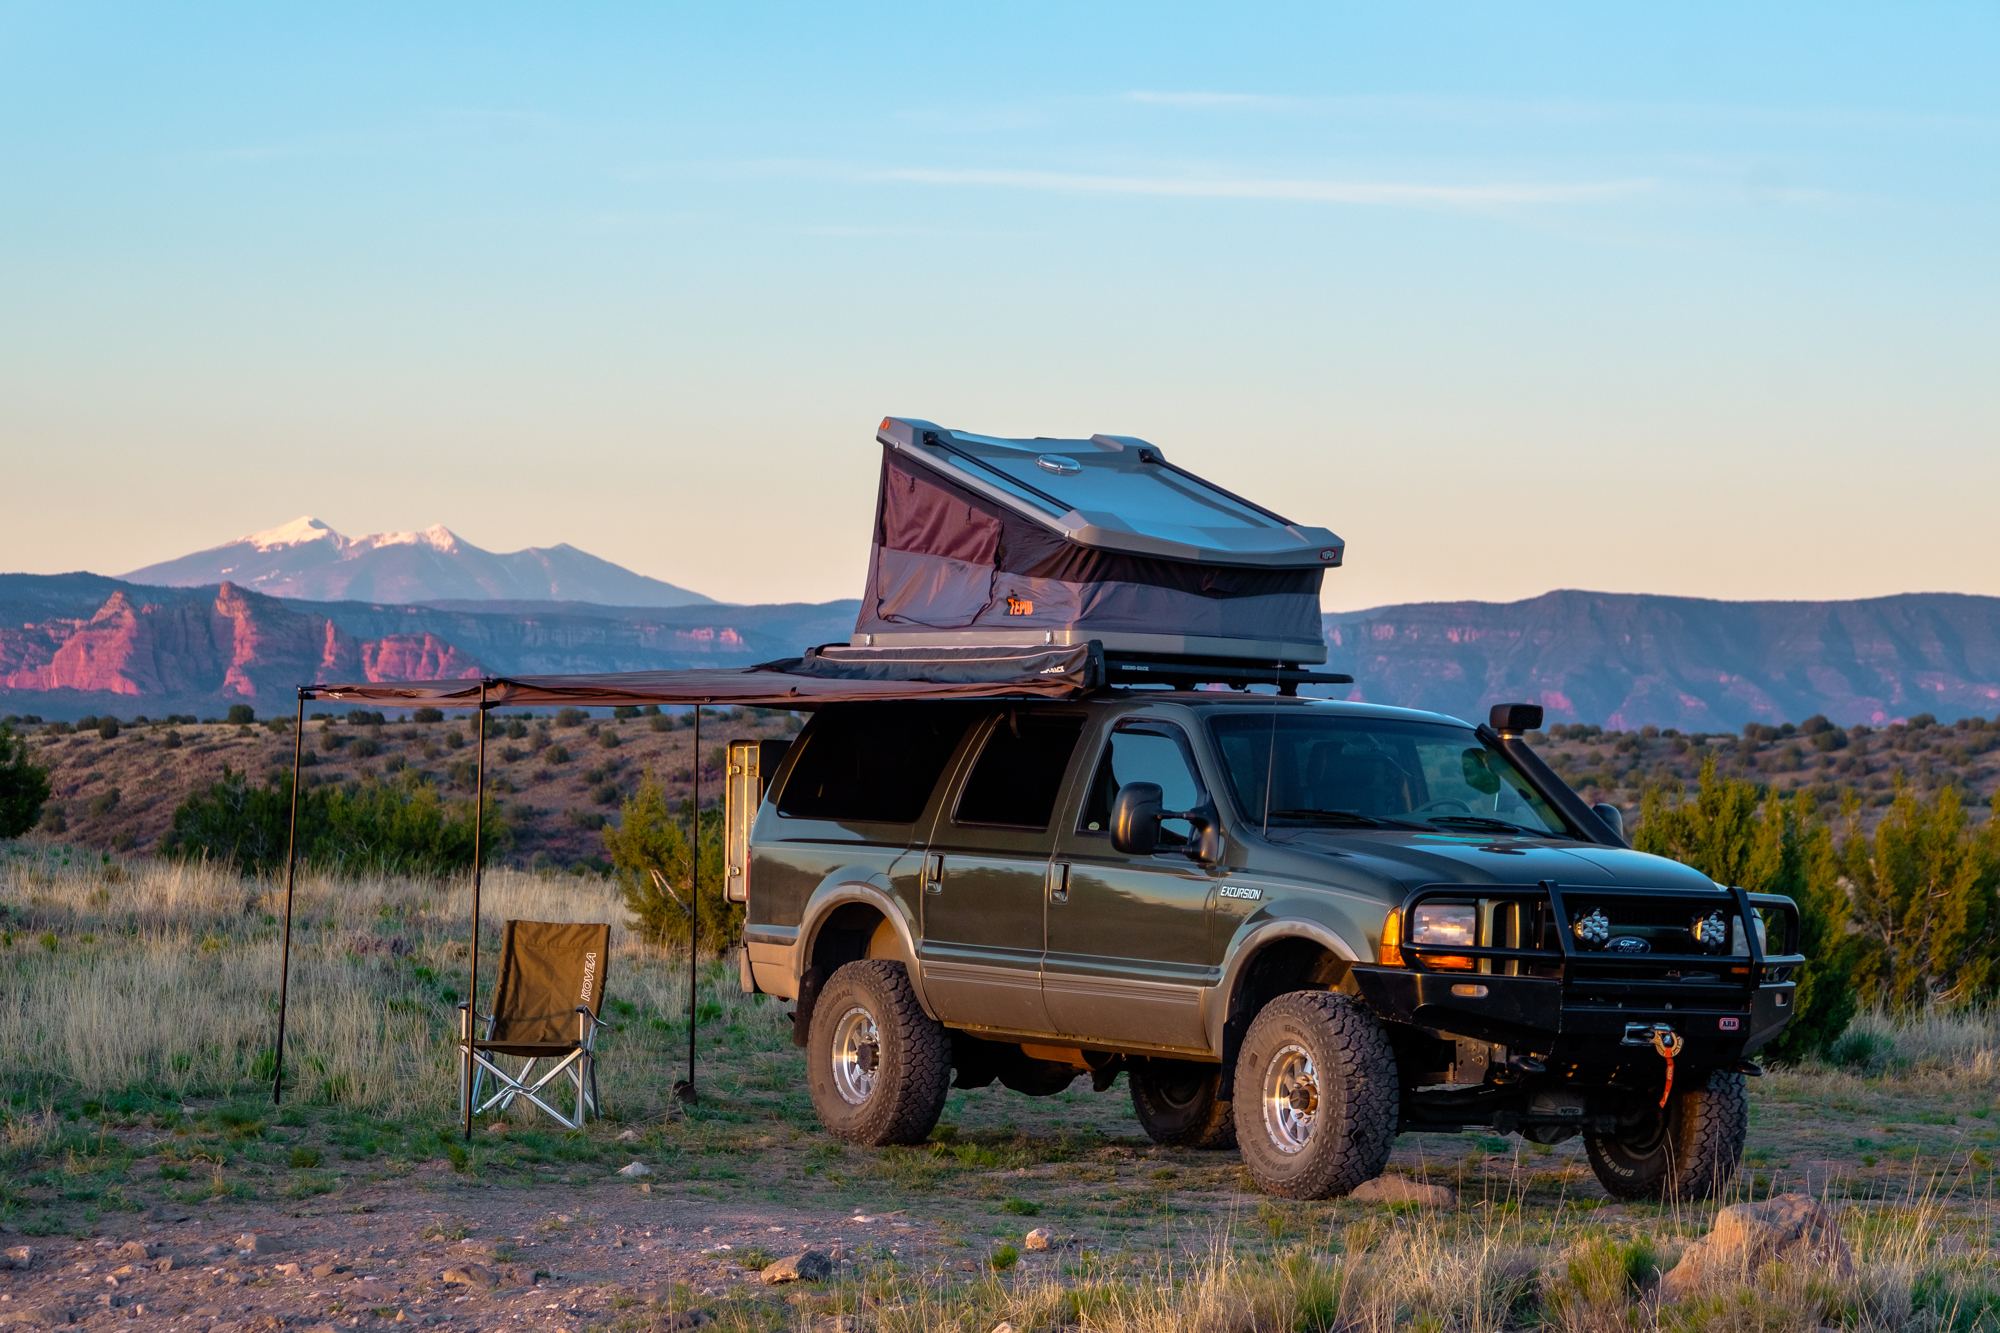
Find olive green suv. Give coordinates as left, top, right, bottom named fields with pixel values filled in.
left=732, top=694, right=1800, bottom=1200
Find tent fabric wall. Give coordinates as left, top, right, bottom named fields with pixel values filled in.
left=856, top=443, right=1329, bottom=660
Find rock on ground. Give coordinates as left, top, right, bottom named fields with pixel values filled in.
left=442, top=1263, right=498, bottom=1290
left=1660, top=1193, right=1854, bottom=1298
left=1024, top=1228, right=1056, bottom=1251
left=617, top=1160, right=654, bottom=1177
left=760, top=1251, right=834, bottom=1284
left=655, top=1312, right=713, bottom=1331
left=1349, top=1176, right=1456, bottom=1206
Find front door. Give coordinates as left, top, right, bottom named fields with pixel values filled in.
left=1045, top=718, right=1218, bottom=1050
left=918, top=709, right=1086, bottom=1033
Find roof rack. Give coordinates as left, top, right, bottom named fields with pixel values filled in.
left=1102, top=652, right=1352, bottom=697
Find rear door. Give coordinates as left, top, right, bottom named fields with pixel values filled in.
left=1045, top=715, right=1218, bottom=1050
left=917, top=708, right=1087, bottom=1033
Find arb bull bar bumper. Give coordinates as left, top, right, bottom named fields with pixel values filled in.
left=1346, top=880, right=1803, bottom=1066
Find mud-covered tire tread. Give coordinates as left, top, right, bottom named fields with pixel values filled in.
left=1232, top=990, right=1398, bottom=1199
left=806, top=960, right=951, bottom=1147
left=1585, top=1068, right=1747, bottom=1201
left=1129, top=1063, right=1237, bottom=1150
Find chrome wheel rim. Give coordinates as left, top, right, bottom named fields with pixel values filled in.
left=1262, top=1043, right=1319, bottom=1153
left=830, top=1005, right=881, bottom=1106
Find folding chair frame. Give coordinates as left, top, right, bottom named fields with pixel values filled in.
left=457, top=1002, right=609, bottom=1130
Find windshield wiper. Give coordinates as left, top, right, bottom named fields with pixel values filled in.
left=1267, top=809, right=1434, bottom=831
left=1266, top=808, right=1385, bottom=828
left=1423, top=814, right=1569, bottom=839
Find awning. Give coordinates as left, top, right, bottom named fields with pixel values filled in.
left=300, top=642, right=1103, bottom=709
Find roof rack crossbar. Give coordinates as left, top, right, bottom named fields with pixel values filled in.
left=1101, top=652, right=1352, bottom=696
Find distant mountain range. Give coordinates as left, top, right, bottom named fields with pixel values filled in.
left=120, top=517, right=713, bottom=607
left=2, top=572, right=1996, bottom=731
left=0, top=574, right=851, bottom=719
left=1323, top=590, right=2000, bottom=732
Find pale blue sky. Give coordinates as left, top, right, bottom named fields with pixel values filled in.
left=2, top=3, right=1994, bottom=608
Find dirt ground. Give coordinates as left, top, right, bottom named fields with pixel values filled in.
left=5, top=1051, right=1998, bottom=1333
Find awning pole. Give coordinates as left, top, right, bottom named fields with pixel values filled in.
left=680, top=703, right=701, bottom=1102
left=271, top=689, right=307, bottom=1105
left=465, top=680, right=489, bottom=1141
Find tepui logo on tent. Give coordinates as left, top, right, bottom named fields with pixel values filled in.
left=1006, top=596, right=1034, bottom=616
left=579, top=951, right=598, bottom=1005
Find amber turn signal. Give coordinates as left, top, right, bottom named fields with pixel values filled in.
left=1380, top=908, right=1404, bottom=966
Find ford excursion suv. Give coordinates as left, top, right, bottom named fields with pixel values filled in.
left=728, top=694, right=1801, bottom=1200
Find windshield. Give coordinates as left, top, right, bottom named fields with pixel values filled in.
left=1206, top=712, right=1572, bottom=837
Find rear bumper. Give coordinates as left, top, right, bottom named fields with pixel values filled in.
left=1346, top=964, right=1795, bottom=1065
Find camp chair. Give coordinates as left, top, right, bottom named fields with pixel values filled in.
left=458, top=920, right=612, bottom=1129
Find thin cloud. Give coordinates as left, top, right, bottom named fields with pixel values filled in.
left=865, top=166, right=1651, bottom=209
left=1123, top=91, right=1999, bottom=135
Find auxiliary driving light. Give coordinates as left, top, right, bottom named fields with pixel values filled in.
left=1690, top=910, right=1729, bottom=952
left=1572, top=907, right=1611, bottom=949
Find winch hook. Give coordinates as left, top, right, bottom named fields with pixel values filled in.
left=1649, top=1024, right=1685, bottom=1108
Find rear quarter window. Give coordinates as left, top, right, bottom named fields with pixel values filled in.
left=776, top=703, right=978, bottom=824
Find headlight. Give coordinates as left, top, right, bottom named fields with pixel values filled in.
left=1411, top=903, right=1476, bottom=970
left=1730, top=912, right=1768, bottom=956
left=1413, top=904, right=1476, bottom=947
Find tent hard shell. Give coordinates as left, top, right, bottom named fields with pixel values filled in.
left=857, top=417, right=1344, bottom=665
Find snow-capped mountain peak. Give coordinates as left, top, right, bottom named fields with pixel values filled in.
left=238, top=516, right=345, bottom=552
left=357, top=525, right=460, bottom=555
left=122, top=520, right=712, bottom=608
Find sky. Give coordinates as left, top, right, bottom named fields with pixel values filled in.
left=1, top=3, right=1995, bottom=611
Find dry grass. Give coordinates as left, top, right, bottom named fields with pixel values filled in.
left=0, top=841, right=761, bottom=1116
left=5, top=846, right=2000, bottom=1331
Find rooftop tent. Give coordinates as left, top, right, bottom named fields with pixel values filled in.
left=857, top=418, right=1344, bottom=665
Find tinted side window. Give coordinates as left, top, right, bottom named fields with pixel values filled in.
left=777, top=704, right=976, bottom=823
left=954, top=711, right=1085, bottom=829
left=1079, top=723, right=1205, bottom=848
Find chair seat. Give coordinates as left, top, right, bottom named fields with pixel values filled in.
left=475, top=1040, right=583, bottom=1058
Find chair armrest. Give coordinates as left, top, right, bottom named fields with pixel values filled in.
left=455, top=1001, right=496, bottom=1020
left=575, top=1006, right=611, bottom=1030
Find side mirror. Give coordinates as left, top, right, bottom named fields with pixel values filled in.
left=1461, top=748, right=1502, bottom=795
left=1592, top=802, right=1625, bottom=841
left=1110, top=782, right=1164, bottom=855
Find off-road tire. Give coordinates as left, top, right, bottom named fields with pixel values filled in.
left=1585, top=1068, right=1747, bottom=1201
left=806, top=960, right=950, bottom=1146
left=1130, top=1060, right=1236, bottom=1149
left=1232, top=991, right=1398, bottom=1199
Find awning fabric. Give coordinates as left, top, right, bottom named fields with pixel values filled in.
left=303, top=642, right=1101, bottom=709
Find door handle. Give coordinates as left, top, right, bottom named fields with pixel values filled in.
left=924, top=853, right=944, bottom=895
left=1048, top=862, right=1070, bottom=905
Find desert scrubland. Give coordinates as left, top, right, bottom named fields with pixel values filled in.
left=3, top=848, right=2000, bottom=1332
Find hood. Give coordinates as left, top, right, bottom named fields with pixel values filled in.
left=1270, top=828, right=1721, bottom=896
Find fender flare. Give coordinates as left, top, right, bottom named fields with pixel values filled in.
left=796, top=871, right=935, bottom=1021
left=1206, top=915, right=1363, bottom=1056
